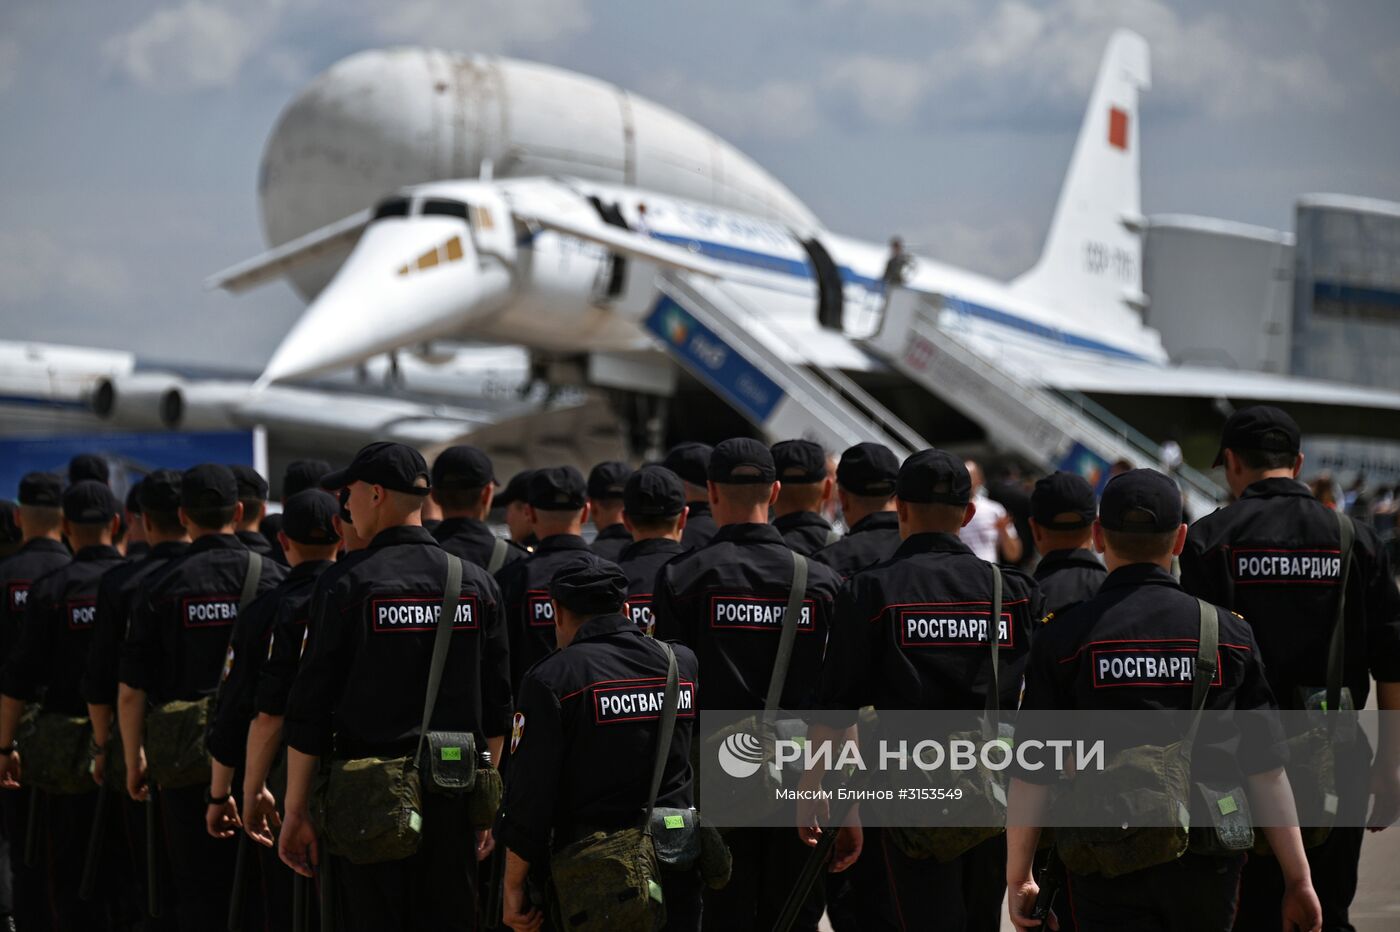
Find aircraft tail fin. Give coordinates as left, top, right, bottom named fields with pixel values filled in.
left=1012, top=30, right=1151, bottom=330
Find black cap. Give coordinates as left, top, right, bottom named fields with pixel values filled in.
left=63, top=480, right=119, bottom=524
left=623, top=466, right=686, bottom=518
left=68, top=453, right=109, bottom=486
left=321, top=442, right=431, bottom=496
left=181, top=464, right=239, bottom=510
left=528, top=466, right=587, bottom=511
left=281, top=490, right=342, bottom=546
left=896, top=449, right=972, bottom=505
left=433, top=446, right=496, bottom=491
left=140, top=469, right=182, bottom=513
left=495, top=469, right=536, bottom=508
left=771, top=440, right=827, bottom=484
left=1031, top=472, right=1098, bottom=530
left=549, top=562, right=629, bottom=615
left=837, top=442, right=899, bottom=495
left=708, top=438, right=776, bottom=485
left=283, top=459, right=332, bottom=498
left=125, top=480, right=144, bottom=515
left=1099, top=469, right=1182, bottom=533
left=663, top=442, right=713, bottom=488
left=1213, top=405, right=1301, bottom=467
left=230, top=465, right=270, bottom=502
left=18, top=472, right=62, bottom=508
left=587, top=461, right=634, bottom=501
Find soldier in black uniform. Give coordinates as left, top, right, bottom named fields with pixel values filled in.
left=118, top=463, right=286, bottom=931
left=1029, top=471, right=1105, bottom=615
left=653, top=438, right=843, bottom=930
left=69, top=452, right=110, bottom=486
left=498, top=469, right=540, bottom=552
left=805, top=450, right=1043, bottom=932
left=83, top=469, right=188, bottom=929
left=498, top=562, right=702, bottom=931
left=1179, top=406, right=1400, bottom=931
left=663, top=442, right=717, bottom=550
left=1007, top=469, right=1322, bottom=932
left=0, top=481, right=125, bottom=929
left=124, top=480, right=150, bottom=559
left=261, top=459, right=333, bottom=565
left=615, top=465, right=687, bottom=634
left=430, top=445, right=524, bottom=573
left=0, top=473, right=69, bottom=932
left=771, top=439, right=839, bottom=555
left=231, top=465, right=276, bottom=558
left=277, top=441, right=511, bottom=931
left=204, top=490, right=341, bottom=931
left=587, top=461, right=634, bottom=562
left=814, top=442, right=901, bottom=579
left=495, top=467, right=615, bottom=690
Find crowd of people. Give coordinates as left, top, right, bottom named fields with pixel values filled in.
left=0, top=404, right=1395, bottom=932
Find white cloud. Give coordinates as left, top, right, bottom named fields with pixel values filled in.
left=365, top=0, right=590, bottom=53
left=0, top=38, right=19, bottom=94
left=1372, top=46, right=1400, bottom=97
left=649, top=74, right=822, bottom=141
left=908, top=217, right=1041, bottom=281
left=0, top=231, right=131, bottom=305
left=101, top=0, right=278, bottom=90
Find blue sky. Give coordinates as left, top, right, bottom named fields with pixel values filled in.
left=1, top=0, right=1397, bottom=366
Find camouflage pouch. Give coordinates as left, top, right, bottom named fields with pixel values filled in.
left=1250, top=719, right=1338, bottom=855
left=701, top=715, right=803, bottom=818
left=20, top=710, right=94, bottom=796
left=550, top=827, right=664, bottom=932
left=321, top=756, right=424, bottom=864
left=145, top=697, right=212, bottom=789
left=466, top=759, right=503, bottom=827
left=887, top=724, right=1011, bottom=862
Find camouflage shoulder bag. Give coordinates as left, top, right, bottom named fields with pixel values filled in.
left=889, top=563, right=1010, bottom=861
left=21, top=708, right=94, bottom=796
left=550, top=643, right=680, bottom=932
left=1057, top=598, right=1219, bottom=878
left=321, top=555, right=466, bottom=864
left=148, top=550, right=262, bottom=789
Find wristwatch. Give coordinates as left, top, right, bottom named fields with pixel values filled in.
left=204, top=788, right=233, bottom=806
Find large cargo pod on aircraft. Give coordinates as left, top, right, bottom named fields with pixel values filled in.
left=1291, top=194, right=1400, bottom=391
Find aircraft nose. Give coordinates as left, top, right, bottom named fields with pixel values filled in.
left=256, top=217, right=507, bottom=387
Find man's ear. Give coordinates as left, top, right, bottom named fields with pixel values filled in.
left=1172, top=523, right=1188, bottom=557
left=109, top=514, right=122, bottom=540
left=231, top=501, right=245, bottom=527
left=480, top=485, right=494, bottom=512
left=579, top=502, right=591, bottom=525
left=961, top=500, right=977, bottom=529
left=1292, top=452, right=1305, bottom=479
left=1091, top=520, right=1106, bottom=555
left=768, top=482, right=781, bottom=508
left=708, top=481, right=720, bottom=507
left=676, top=506, right=688, bottom=533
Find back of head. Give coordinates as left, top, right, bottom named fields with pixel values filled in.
left=623, top=465, right=686, bottom=537
left=1214, top=406, right=1302, bottom=496
left=18, top=472, right=64, bottom=537
left=229, top=465, right=269, bottom=528
left=529, top=466, right=588, bottom=534
left=1031, top=471, right=1097, bottom=549
left=708, top=438, right=777, bottom=521
left=281, top=489, right=342, bottom=560
left=63, top=480, right=119, bottom=546
left=322, top=441, right=433, bottom=532
left=140, top=469, right=186, bottom=537
left=431, top=445, right=497, bottom=515
left=663, top=442, right=713, bottom=501
left=771, top=439, right=828, bottom=515
left=283, top=459, right=333, bottom=499
left=68, top=453, right=109, bottom=486
left=182, top=464, right=240, bottom=531
left=587, top=461, right=633, bottom=521
left=896, top=449, right=972, bottom=533
left=1097, top=468, right=1183, bottom=565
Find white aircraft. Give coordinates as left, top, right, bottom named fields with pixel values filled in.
left=214, top=31, right=1400, bottom=511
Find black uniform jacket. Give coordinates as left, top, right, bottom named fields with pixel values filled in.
left=1034, top=548, right=1107, bottom=616
left=773, top=511, right=838, bottom=557
left=3, top=545, right=124, bottom=716
left=652, top=523, right=841, bottom=711
left=680, top=502, right=717, bottom=551
left=1018, top=564, right=1285, bottom=784
left=495, top=613, right=698, bottom=864
left=0, top=539, right=70, bottom=665
left=120, top=534, right=286, bottom=704
left=590, top=524, right=633, bottom=563
left=814, top=512, right=900, bottom=579
left=237, top=530, right=275, bottom=558
left=1181, top=477, right=1400, bottom=708
left=815, top=532, right=1042, bottom=728
left=206, top=559, right=333, bottom=768
left=617, top=538, right=685, bottom=633
left=284, top=526, right=511, bottom=760
left=82, top=540, right=189, bottom=706
left=432, top=517, right=525, bottom=572
left=494, top=534, right=615, bottom=689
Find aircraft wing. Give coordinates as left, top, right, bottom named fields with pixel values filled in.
left=513, top=208, right=729, bottom=279
left=206, top=209, right=371, bottom=293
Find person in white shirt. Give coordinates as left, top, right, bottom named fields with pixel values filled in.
left=961, top=460, right=1022, bottom=564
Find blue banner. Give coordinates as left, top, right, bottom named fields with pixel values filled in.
left=1057, top=441, right=1112, bottom=495
left=644, top=296, right=784, bottom=424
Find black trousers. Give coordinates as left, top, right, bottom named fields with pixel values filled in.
left=330, top=794, right=479, bottom=932
left=125, top=793, right=178, bottom=931
left=159, top=783, right=238, bottom=932
left=1067, top=852, right=1244, bottom=932
left=2, top=787, right=43, bottom=928
left=700, top=827, right=823, bottom=931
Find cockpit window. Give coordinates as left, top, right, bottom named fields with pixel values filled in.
left=372, top=197, right=411, bottom=220
left=421, top=199, right=471, bottom=222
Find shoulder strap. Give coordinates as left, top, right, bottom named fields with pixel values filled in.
left=238, top=552, right=263, bottom=613
left=1326, top=512, right=1356, bottom=714
left=486, top=536, right=509, bottom=575
left=985, top=564, right=1003, bottom=718
left=764, top=552, right=808, bottom=717
left=415, top=555, right=464, bottom=764
left=642, top=642, right=680, bottom=834
left=1187, top=599, right=1220, bottom=745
